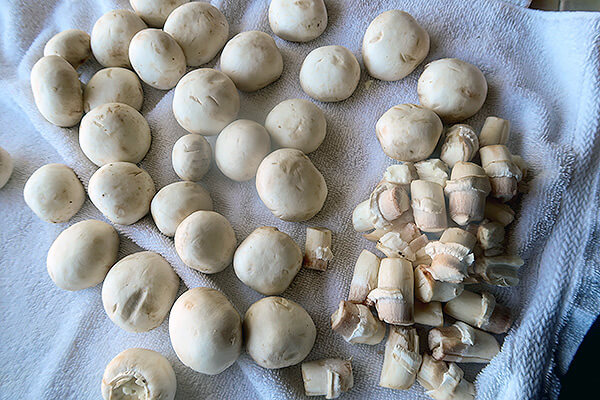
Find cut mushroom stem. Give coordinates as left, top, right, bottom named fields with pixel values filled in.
left=379, top=326, right=422, bottom=390
left=415, top=159, right=450, bottom=188
left=302, top=358, right=354, bottom=399
left=383, top=163, right=418, bottom=188
left=362, top=210, right=415, bottom=242
left=375, top=222, right=422, bottom=260
left=479, top=116, right=510, bottom=147
left=411, top=180, right=448, bottom=233
left=348, top=250, right=381, bottom=303
left=303, top=227, right=333, bottom=271
left=331, top=300, right=386, bottom=345
left=367, top=257, right=414, bottom=325
left=378, top=185, right=411, bottom=221
left=428, top=321, right=500, bottom=363
left=480, top=145, right=522, bottom=202
left=414, top=265, right=464, bottom=303
left=414, top=301, right=444, bottom=327
left=352, top=200, right=373, bottom=232
left=440, top=124, right=479, bottom=168
left=444, top=290, right=513, bottom=334
left=469, top=254, right=524, bottom=287
left=417, top=354, right=475, bottom=400
left=484, top=199, right=515, bottom=226
left=477, top=221, right=505, bottom=256
left=444, top=162, right=491, bottom=226
left=425, top=228, right=476, bottom=283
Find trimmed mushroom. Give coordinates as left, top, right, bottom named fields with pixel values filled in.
left=330, top=300, right=385, bottom=345
left=414, top=301, right=444, bottom=327
left=414, top=265, right=464, bottom=303
left=417, top=355, right=475, bottom=400
left=411, top=180, right=447, bottom=233
left=367, top=257, right=414, bottom=325
left=302, top=358, right=353, bottom=399
left=268, top=0, right=327, bottom=42
left=424, top=228, right=476, bottom=283
left=171, top=134, right=212, bottom=181
left=83, top=67, right=143, bottom=112
left=470, top=254, right=524, bottom=287
left=445, top=162, right=491, bottom=225
left=479, top=116, right=510, bottom=147
left=304, top=227, right=333, bottom=271
left=479, top=145, right=522, bottom=202
left=375, top=222, right=426, bottom=262
left=484, top=198, right=515, bottom=226
left=44, top=29, right=91, bottom=69
left=383, top=163, right=418, bottom=188
left=379, top=327, right=422, bottom=390
left=477, top=221, right=505, bottom=256
left=428, top=321, right=500, bottom=363
left=0, top=146, right=13, bottom=189
left=415, top=159, right=450, bottom=187
left=444, top=290, right=513, bottom=334
left=130, top=0, right=189, bottom=28
left=440, top=124, right=479, bottom=168
left=91, top=10, right=147, bottom=68
left=348, top=249, right=381, bottom=303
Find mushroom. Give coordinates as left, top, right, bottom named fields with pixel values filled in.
left=417, top=58, right=488, bottom=123
left=414, top=265, right=464, bottom=303
left=215, top=120, right=271, bottom=182
left=444, top=162, right=491, bottom=225
left=383, top=163, right=418, bottom=188
left=348, top=249, right=381, bottom=303
left=129, top=29, right=186, bottom=90
left=79, top=103, right=151, bottom=166
left=470, top=254, right=524, bottom=287
left=479, top=145, right=522, bottom=201
left=428, top=321, right=500, bottom=363
left=244, top=296, right=316, bottom=369
left=375, top=104, right=443, bottom=162
left=477, top=221, right=505, bottom=256
left=91, top=9, right=147, bottom=68
left=130, top=0, right=189, bottom=28
left=265, top=98, right=327, bottom=154
left=174, top=210, right=237, bottom=273
left=43, top=29, right=91, bottom=69
left=101, top=348, right=177, bottom=400
left=415, top=159, right=450, bottom=187
left=172, top=68, right=240, bottom=136
left=444, top=290, right=513, bottom=334
left=102, top=251, right=179, bottom=332
left=47, top=220, right=119, bottom=291
left=30, top=55, right=83, bottom=127
left=150, top=181, right=213, bottom=237
left=0, top=146, right=13, bottom=189
left=303, top=227, right=333, bottom=271
left=169, top=287, right=242, bottom=374
left=479, top=116, right=510, bottom=147
left=424, top=228, right=476, bottom=283
left=330, top=300, right=385, bottom=345
left=24, top=163, right=85, bottom=223
left=484, top=198, right=515, bottom=226
left=367, top=257, right=414, bottom=325
left=440, top=124, right=479, bottom=168
left=414, top=301, right=444, bottom=327
left=220, top=31, right=283, bottom=92
left=379, top=327, right=422, bottom=390
left=300, top=45, right=360, bottom=102
left=164, top=2, right=229, bottom=66
left=362, top=10, right=429, bottom=81
left=171, top=134, right=212, bottom=181
left=301, top=359, right=353, bottom=399
left=255, top=148, right=327, bottom=222
left=268, top=0, right=327, bottom=42
left=410, top=180, right=447, bottom=232
left=88, top=162, right=156, bottom=225
left=83, top=67, right=144, bottom=112
left=233, top=226, right=302, bottom=295
left=417, top=354, right=475, bottom=400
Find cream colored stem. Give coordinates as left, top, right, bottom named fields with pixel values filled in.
left=479, top=116, right=510, bottom=147
left=425, top=228, right=476, bottom=283
left=379, top=326, right=422, bottom=390
left=352, top=200, right=372, bottom=232
left=348, top=250, right=380, bottom=303
left=428, top=322, right=500, bottom=363
left=484, top=199, right=515, bottom=226
left=367, top=257, right=414, bottom=325
left=330, top=300, right=385, bottom=345
left=414, top=265, right=464, bottom=303
left=414, top=301, right=444, bottom=327
left=470, top=254, right=524, bottom=287
left=410, top=180, right=447, bottom=233
left=444, top=290, right=513, bottom=334
left=417, top=354, right=475, bottom=400
left=302, top=358, right=353, bottom=399
left=303, top=227, right=333, bottom=271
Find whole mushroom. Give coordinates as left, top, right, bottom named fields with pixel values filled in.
left=83, top=68, right=144, bottom=112
left=268, top=0, right=327, bottom=42
left=130, top=0, right=189, bottom=28
left=43, top=29, right=91, bottom=69
left=171, top=134, right=212, bottom=181
left=91, top=9, right=147, bottom=68
left=0, top=146, right=13, bottom=189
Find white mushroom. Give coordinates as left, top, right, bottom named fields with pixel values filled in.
left=302, top=359, right=353, bottom=399
left=417, top=58, right=488, bottom=123
left=362, top=10, right=429, bottom=81
left=215, top=120, right=271, bottom=182
left=30, top=55, right=83, bottom=127
left=255, top=148, right=327, bottom=222
left=102, top=251, right=179, bottom=332
left=164, top=2, right=229, bottom=66
left=84, top=68, right=144, bottom=112
left=440, top=124, right=479, bottom=168
left=129, top=29, right=186, bottom=90
left=244, top=296, right=316, bottom=369
left=169, top=287, right=242, bottom=375
left=88, top=162, right=156, bottom=225
left=174, top=210, right=236, bottom=273
left=130, top=0, right=189, bottom=27
left=91, top=9, right=147, bottom=68
left=220, top=31, right=283, bottom=92
left=234, top=226, right=302, bottom=295
left=375, top=104, right=443, bottom=162
left=0, top=146, right=13, bottom=189
left=43, top=29, right=91, bottom=69
left=171, top=134, right=212, bottom=181
left=299, top=45, right=360, bottom=102
left=268, top=0, right=327, bottom=42
left=101, top=348, right=176, bottom=400
left=79, top=103, right=151, bottom=166
left=47, top=220, right=119, bottom=291
left=172, top=68, right=240, bottom=136
left=150, top=181, right=213, bottom=237
left=24, top=163, right=85, bottom=223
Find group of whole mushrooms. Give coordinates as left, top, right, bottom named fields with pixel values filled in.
left=0, top=0, right=528, bottom=399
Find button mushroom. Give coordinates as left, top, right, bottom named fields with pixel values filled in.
left=130, top=0, right=188, bottom=28
left=91, top=10, right=147, bottom=68
left=268, top=0, right=327, bottom=42
left=83, top=68, right=144, bottom=112
left=43, top=29, right=91, bottom=69
left=171, top=134, right=212, bottom=181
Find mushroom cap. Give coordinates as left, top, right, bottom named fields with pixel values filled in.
left=233, top=226, right=302, bottom=295
left=102, top=251, right=179, bottom=332
left=171, top=134, right=212, bottom=181
left=362, top=10, right=430, bottom=81
left=417, top=58, right=488, bottom=123
left=169, top=287, right=242, bottom=375
left=264, top=98, right=327, bottom=154
left=255, top=148, right=327, bottom=222
left=130, top=0, right=188, bottom=28
left=24, top=163, right=85, bottom=223
left=0, top=146, right=13, bottom=189
left=268, top=0, right=327, bottom=42
left=43, top=29, right=91, bottom=69
left=220, top=31, right=283, bottom=92
left=88, top=162, right=156, bottom=225
left=299, top=45, right=360, bottom=102
left=164, top=2, right=229, bottom=66
left=47, top=220, right=119, bottom=291
left=244, top=296, right=316, bottom=369
left=376, top=104, right=443, bottom=162
left=174, top=210, right=237, bottom=273
left=150, top=181, right=213, bottom=237
left=83, top=67, right=143, bottom=112
left=91, top=9, right=147, bottom=68
left=215, top=119, right=271, bottom=182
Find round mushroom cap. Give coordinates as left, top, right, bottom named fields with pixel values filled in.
left=130, top=0, right=189, bottom=27
left=172, top=68, right=240, bottom=136
left=43, top=29, right=91, bottom=69
left=91, top=9, right=147, bottom=68
left=83, top=68, right=144, bottom=112
left=264, top=98, right=326, bottom=154
left=174, top=210, right=236, bottom=273
left=102, top=251, right=179, bottom=332
left=219, top=31, right=283, bottom=92
left=234, top=227, right=302, bottom=295
left=268, top=0, right=327, bottom=42
left=129, top=29, right=186, bottom=90
left=417, top=58, right=488, bottom=123
left=164, top=2, right=229, bottom=66
left=215, top=120, right=271, bottom=182
left=0, top=146, right=13, bottom=189
left=375, top=103, right=443, bottom=162
left=79, top=103, right=151, bottom=166
left=299, top=45, right=360, bottom=102
left=362, top=10, right=429, bottom=81
left=169, top=287, right=242, bottom=375
left=255, top=148, right=327, bottom=222
left=47, top=220, right=119, bottom=291
left=171, top=134, right=212, bottom=181
left=88, top=162, right=156, bottom=225
left=244, top=296, right=316, bottom=369
left=151, top=181, right=213, bottom=237
left=101, top=348, right=176, bottom=400
left=24, top=163, right=85, bottom=223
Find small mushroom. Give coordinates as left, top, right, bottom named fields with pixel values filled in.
left=0, top=146, right=13, bottom=189
left=444, top=290, right=513, bottom=334
left=330, top=300, right=385, bottom=345
left=379, top=327, right=422, bottom=390
left=367, top=257, right=414, bottom=325
left=348, top=249, right=381, bottom=303
left=440, top=124, right=479, bottom=168
left=479, top=145, right=522, bottom=201
left=171, top=134, right=212, bottom=181
left=444, top=162, right=491, bottom=225
left=83, top=67, right=143, bottom=112
left=91, top=10, right=147, bottom=68
left=428, top=321, right=500, bottom=363
left=417, top=355, right=475, bottom=400
left=424, top=228, right=476, bottom=283
left=44, top=29, right=91, bottom=69
left=479, top=116, right=510, bottom=147
left=410, top=180, right=447, bottom=233
left=302, top=358, right=353, bottom=399
left=130, top=0, right=189, bottom=27
left=268, top=0, right=328, bottom=42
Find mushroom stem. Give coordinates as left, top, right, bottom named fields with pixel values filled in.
left=369, top=182, right=411, bottom=229
left=414, top=265, right=464, bottom=303
left=348, top=250, right=381, bottom=303
left=367, top=257, right=414, bottom=325
left=352, top=200, right=373, bottom=232
left=444, top=291, right=513, bottom=334
left=415, top=159, right=450, bottom=187
left=424, top=228, right=476, bottom=283
left=469, top=254, right=524, bottom=287
left=480, top=145, right=522, bottom=202
left=477, top=221, right=505, bottom=256
left=417, top=354, right=475, bottom=400
left=303, top=227, right=333, bottom=271
left=440, top=124, right=479, bottom=168
left=379, top=326, right=422, bottom=390
left=375, top=222, right=422, bottom=260
left=484, top=199, right=515, bottom=226
left=414, top=301, right=444, bottom=327
left=479, top=116, right=510, bottom=147
left=411, top=180, right=448, bottom=233
left=383, top=163, right=418, bottom=188
left=302, top=358, right=353, bottom=399
left=330, top=300, right=386, bottom=345
left=428, top=321, right=500, bottom=363
left=444, top=162, right=491, bottom=226
left=362, top=210, right=415, bottom=242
